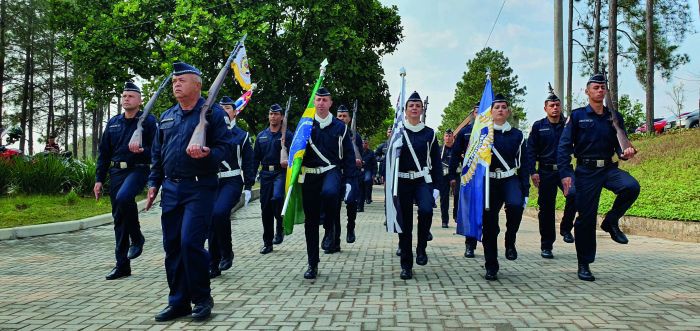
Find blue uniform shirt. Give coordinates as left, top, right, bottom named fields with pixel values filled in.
left=221, top=121, right=255, bottom=190
left=303, top=117, right=357, bottom=179
left=398, top=127, right=443, bottom=188
left=491, top=127, right=530, bottom=197
left=449, top=123, right=473, bottom=180
left=96, top=111, right=157, bottom=183
left=253, top=127, right=294, bottom=174
left=557, top=105, right=627, bottom=179
left=526, top=117, right=566, bottom=175
left=148, top=97, right=232, bottom=188
left=440, top=144, right=453, bottom=178
left=361, top=148, right=377, bottom=176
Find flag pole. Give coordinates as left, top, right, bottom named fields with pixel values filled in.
left=484, top=69, right=491, bottom=211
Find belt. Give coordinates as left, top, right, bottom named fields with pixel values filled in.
left=577, top=158, right=616, bottom=168
left=489, top=168, right=517, bottom=179
left=398, top=169, right=428, bottom=180
left=218, top=169, right=242, bottom=179
left=167, top=175, right=215, bottom=183
left=302, top=165, right=336, bottom=175
left=111, top=161, right=150, bottom=169
left=539, top=163, right=558, bottom=171
left=261, top=164, right=282, bottom=172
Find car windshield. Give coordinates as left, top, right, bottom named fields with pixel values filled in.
left=664, top=114, right=679, bottom=121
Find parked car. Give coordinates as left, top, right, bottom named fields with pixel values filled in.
left=635, top=117, right=665, bottom=134
left=677, top=110, right=699, bottom=128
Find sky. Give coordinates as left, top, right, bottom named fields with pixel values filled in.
left=379, top=0, right=700, bottom=129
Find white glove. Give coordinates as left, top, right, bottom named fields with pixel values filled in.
left=344, top=183, right=352, bottom=201
left=244, top=190, right=252, bottom=206
left=433, top=189, right=439, bottom=204
left=522, top=197, right=528, bottom=208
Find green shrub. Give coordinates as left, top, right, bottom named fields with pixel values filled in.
left=10, top=155, right=71, bottom=194
left=0, top=159, right=11, bottom=194
left=65, top=158, right=100, bottom=197
left=63, top=189, right=79, bottom=205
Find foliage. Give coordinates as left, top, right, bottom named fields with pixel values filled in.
left=438, top=47, right=527, bottom=135
left=576, top=0, right=693, bottom=84
left=62, top=0, right=402, bottom=136
left=527, top=129, right=700, bottom=221
left=10, top=155, right=71, bottom=194
left=0, top=159, right=11, bottom=193
left=617, top=94, right=644, bottom=133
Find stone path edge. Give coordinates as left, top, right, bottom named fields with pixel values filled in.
left=523, top=207, right=700, bottom=243
left=0, top=188, right=260, bottom=241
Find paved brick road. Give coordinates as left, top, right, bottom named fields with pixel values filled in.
left=1, top=187, right=698, bottom=330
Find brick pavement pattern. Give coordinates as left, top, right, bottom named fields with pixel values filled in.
left=1, top=187, right=699, bottom=330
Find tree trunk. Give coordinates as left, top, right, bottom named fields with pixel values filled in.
left=47, top=44, right=55, bottom=139
left=554, top=0, right=564, bottom=99
left=0, top=0, right=6, bottom=128
left=91, top=102, right=98, bottom=159
left=81, top=97, right=86, bottom=159
left=72, top=78, right=78, bottom=157
left=645, top=0, right=654, bottom=134
left=19, top=48, right=31, bottom=153
left=64, top=58, right=69, bottom=147
left=593, top=0, right=602, bottom=73
left=608, top=0, right=619, bottom=110
left=28, top=59, right=35, bottom=155
left=566, top=0, right=573, bottom=115
left=116, top=95, right=121, bottom=115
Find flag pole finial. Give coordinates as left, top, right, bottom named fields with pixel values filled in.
left=485, top=67, right=491, bottom=80
left=319, top=59, right=329, bottom=75
left=399, top=67, right=406, bottom=77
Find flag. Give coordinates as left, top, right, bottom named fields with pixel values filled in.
left=456, top=77, right=494, bottom=240
left=231, top=43, right=252, bottom=90
left=233, top=88, right=254, bottom=115
left=384, top=71, right=407, bottom=233
left=281, top=59, right=328, bottom=235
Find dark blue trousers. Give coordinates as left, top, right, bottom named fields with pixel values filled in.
left=302, top=168, right=341, bottom=267
left=359, top=170, right=373, bottom=207
left=160, top=176, right=217, bottom=307
left=482, top=177, right=525, bottom=272
left=574, top=165, right=640, bottom=264
left=208, top=177, right=242, bottom=268
left=109, top=168, right=148, bottom=270
left=439, top=175, right=452, bottom=224
left=537, top=169, right=577, bottom=250
left=397, top=179, right=433, bottom=270
left=259, top=170, right=285, bottom=246
left=344, top=177, right=359, bottom=232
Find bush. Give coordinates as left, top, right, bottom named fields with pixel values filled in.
left=0, top=159, right=11, bottom=194
left=10, top=155, right=71, bottom=194
left=65, top=158, right=100, bottom=197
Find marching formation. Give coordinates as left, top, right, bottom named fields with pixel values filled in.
left=94, top=49, right=640, bottom=321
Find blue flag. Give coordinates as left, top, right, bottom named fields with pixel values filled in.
left=456, top=77, right=494, bottom=240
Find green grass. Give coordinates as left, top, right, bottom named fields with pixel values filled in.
left=0, top=193, right=146, bottom=229
left=527, top=129, right=700, bottom=221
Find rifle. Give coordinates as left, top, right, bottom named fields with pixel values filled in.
left=129, top=73, right=173, bottom=148
left=602, top=69, right=636, bottom=154
left=421, top=96, right=429, bottom=123
left=280, top=96, right=292, bottom=164
left=351, top=99, right=361, bottom=161
left=187, top=34, right=247, bottom=149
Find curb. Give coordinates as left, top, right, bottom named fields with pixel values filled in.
left=523, top=207, right=699, bottom=243
left=0, top=188, right=260, bottom=241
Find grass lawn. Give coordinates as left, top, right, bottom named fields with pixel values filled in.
left=0, top=193, right=145, bottom=229
left=527, top=129, right=700, bottom=221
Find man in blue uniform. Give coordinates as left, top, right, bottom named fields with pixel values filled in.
left=439, top=129, right=455, bottom=228
left=558, top=74, right=639, bottom=282
left=450, top=102, right=479, bottom=257
left=335, top=105, right=363, bottom=244
left=208, top=96, right=254, bottom=278
left=95, top=81, right=156, bottom=280
left=300, top=87, right=356, bottom=279
left=526, top=89, right=576, bottom=259
left=375, top=127, right=392, bottom=184
left=253, top=103, right=293, bottom=253
left=146, top=62, right=232, bottom=321
left=359, top=139, right=377, bottom=208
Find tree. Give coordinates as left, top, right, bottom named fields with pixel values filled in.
left=438, top=47, right=527, bottom=134
left=64, top=0, right=403, bottom=139
left=617, top=94, right=644, bottom=133
left=666, top=82, right=685, bottom=118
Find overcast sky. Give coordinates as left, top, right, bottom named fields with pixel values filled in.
left=380, top=0, right=700, bottom=129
